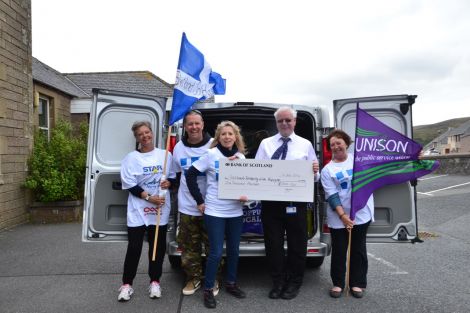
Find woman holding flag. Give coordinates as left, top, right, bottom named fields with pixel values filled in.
left=321, top=129, right=374, bottom=299
left=117, top=121, right=175, bottom=302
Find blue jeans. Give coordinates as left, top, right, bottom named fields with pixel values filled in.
left=203, top=214, right=243, bottom=289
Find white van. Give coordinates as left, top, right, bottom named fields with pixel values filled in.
left=82, top=89, right=419, bottom=269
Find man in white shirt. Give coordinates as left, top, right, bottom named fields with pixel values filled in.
left=255, top=106, right=320, bottom=300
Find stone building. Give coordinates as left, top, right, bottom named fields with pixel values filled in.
left=0, top=0, right=32, bottom=230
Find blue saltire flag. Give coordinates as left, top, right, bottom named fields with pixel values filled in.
left=168, top=33, right=226, bottom=125
left=350, top=106, right=440, bottom=220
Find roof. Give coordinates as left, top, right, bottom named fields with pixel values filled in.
left=64, top=71, right=174, bottom=98
left=448, top=120, right=470, bottom=136
left=424, top=128, right=453, bottom=150
left=32, top=57, right=89, bottom=97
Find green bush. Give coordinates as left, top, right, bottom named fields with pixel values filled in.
left=25, top=120, right=88, bottom=202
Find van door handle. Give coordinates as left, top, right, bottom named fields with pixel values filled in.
left=112, top=181, right=122, bottom=190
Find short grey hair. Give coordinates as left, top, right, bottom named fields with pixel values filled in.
left=274, top=106, right=297, bottom=119
left=131, top=121, right=152, bottom=136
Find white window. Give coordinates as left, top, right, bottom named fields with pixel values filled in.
left=38, top=96, right=50, bottom=139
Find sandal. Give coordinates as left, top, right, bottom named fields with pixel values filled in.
left=329, top=287, right=342, bottom=298
left=350, top=287, right=363, bottom=298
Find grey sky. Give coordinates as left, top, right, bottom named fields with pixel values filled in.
left=32, top=0, right=470, bottom=125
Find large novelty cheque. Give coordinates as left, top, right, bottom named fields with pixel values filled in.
left=218, top=159, right=315, bottom=202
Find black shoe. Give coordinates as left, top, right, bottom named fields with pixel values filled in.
left=351, top=288, right=364, bottom=299
left=225, top=283, right=246, bottom=298
left=203, top=289, right=216, bottom=308
left=281, top=284, right=300, bottom=300
left=268, top=285, right=284, bottom=299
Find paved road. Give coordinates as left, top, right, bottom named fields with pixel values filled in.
left=1, top=174, right=469, bottom=313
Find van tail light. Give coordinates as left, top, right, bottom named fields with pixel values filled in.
left=322, top=223, right=330, bottom=233
left=322, top=137, right=332, bottom=166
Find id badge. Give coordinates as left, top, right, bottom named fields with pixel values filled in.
left=286, top=206, right=297, bottom=214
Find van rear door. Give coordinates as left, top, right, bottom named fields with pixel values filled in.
left=82, top=89, right=167, bottom=242
left=333, top=95, right=418, bottom=242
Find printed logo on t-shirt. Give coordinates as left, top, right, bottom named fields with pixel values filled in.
left=143, top=178, right=158, bottom=189
left=143, top=165, right=163, bottom=175
left=336, top=169, right=353, bottom=190
left=143, top=206, right=158, bottom=216
left=180, top=157, right=206, bottom=176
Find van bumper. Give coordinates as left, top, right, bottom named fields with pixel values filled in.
left=166, top=238, right=329, bottom=257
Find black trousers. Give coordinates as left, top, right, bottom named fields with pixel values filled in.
left=261, top=201, right=307, bottom=287
left=329, top=221, right=370, bottom=289
left=122, top=224, right=167, bottom=285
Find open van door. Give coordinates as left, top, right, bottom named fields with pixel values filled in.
left=333, top=95, right=418, bottom=242
left=82, top=89, right=167, bottom=242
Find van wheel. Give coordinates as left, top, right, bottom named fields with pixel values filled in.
left=306, top=257, right=324, bottom=268
left=169, top=255, right=181, bottom=268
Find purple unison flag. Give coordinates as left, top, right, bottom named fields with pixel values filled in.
left=350, top=107, right=439, bottom=220
left=168, top=33, right=226, bottom=125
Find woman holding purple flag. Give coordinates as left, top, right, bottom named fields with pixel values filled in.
left=320, top=129, right=374, bottom=299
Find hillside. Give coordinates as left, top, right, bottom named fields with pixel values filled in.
left=413, top=117, right=470, bottom=146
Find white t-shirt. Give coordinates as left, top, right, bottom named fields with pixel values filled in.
left=120, top=148, right=176, bottom=227
left=192, top=147, right=245, bottom=218
left=172, top=138, right=213, bottom=216
left=320, top=153, right=374, bottom=229
left=255, top=132, right=320, bottom=182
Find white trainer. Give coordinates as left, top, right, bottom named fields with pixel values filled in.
left=149, top=281, right=162, bottom=299
left=213, top=280, right=220, bottom=296
left=118, top=284, right=134, bottom=302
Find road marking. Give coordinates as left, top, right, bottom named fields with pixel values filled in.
left=418, top=174, right=448, bottom=181
left=367, top=252, right=408, bottom=274
left=425, top=181, right=470, bottom=194
left=417, top=192, right=433, bottom=196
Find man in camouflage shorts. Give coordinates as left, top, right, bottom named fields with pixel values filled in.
left=172, top=110, right=222, bottom=295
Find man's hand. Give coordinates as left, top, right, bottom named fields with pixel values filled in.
left=312, top=161, right=319, bottom=174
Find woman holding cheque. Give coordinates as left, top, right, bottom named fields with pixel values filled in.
left=185, top=120, right=247, bottom=309
left=320, top=129, right=374, bottom=299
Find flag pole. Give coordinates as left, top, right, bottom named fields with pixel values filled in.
left=152, top=124, right=173, bottom=261
left=345, top=229, right=352, bottom=296
left=346, top=102, right=360, bottom=296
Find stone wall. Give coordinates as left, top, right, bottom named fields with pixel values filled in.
left=0, top=0, right=32, bottom=230
left=426, top=154, right=470, bottom=175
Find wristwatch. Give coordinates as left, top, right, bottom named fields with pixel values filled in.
left=145, top=194, right=151, bottom=201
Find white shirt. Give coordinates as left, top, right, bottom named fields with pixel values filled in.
left=321, top=153, right=374, bottom=229
left=120, top=148, right=176, bottom=227
left=171, top=138, right=213, bottom=216
left=255, top=132, right=320, bottom=182
left=192, top=147, right=245, bottom=218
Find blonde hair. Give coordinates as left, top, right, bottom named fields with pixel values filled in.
left=131, top=121, right=152, bottom=137
left=210, top=120, right=245, bottom=154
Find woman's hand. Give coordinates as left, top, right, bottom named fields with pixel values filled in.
left=228, top=155, right=239, bottom=160
left=239, top=195, right=248, bottom=203
left=148, top=195, right=165, bottom=207
left=340, top=214, right=355, bottom=230
left=197, top=203, right=206, bottom=214
left=160, top=179, right=171, bottom=189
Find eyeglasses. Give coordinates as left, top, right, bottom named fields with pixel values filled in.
left=276, top=118, right=293, bottom=124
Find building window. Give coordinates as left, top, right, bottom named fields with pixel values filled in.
left=38, top=96, right=50, bottom=139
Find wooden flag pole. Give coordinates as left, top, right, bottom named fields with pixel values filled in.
left=152, top=124, right=173, bottom=261
left=345, top=228, right=352, bottom=296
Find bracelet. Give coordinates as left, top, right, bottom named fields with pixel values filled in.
left=339, top=213, right=346, bottom=219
